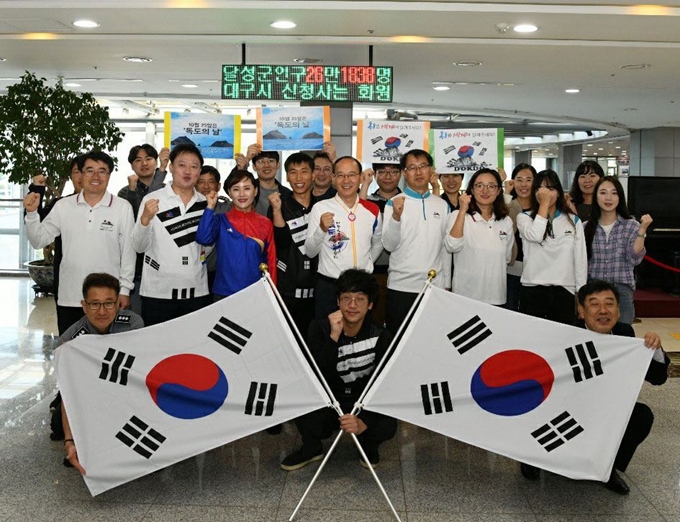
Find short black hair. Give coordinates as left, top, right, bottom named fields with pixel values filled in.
left=333, top=155, right=362, bottom=174
left=313, top=151, right=332, bottom=162
left=69, top=154, right=86, bottom=172
left=284, top=152, right=314, bottom=172
left=128, top=144, right=158, bottom=165
left=577, top=280, right=620, bottom=306
left=225, top=169, right=257, bottom=192
left=400, top=149, right=433, bottom=171
left=252, top=150, right=280, bottom=164
left=82, top=272, right=120, bottom=298
left=170, top=144, right=204, bottom=166
left=372, top=163, right=400, bottom=171
left=82, top=150, right=114, bottom=173
left=200, top=165, right=221, bottom=183
left=336, top=269, right=379, bottom=305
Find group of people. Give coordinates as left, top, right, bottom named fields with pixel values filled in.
left=23, top=143, right=666, bottom=495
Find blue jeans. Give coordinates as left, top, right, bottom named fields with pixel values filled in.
left=615, top=283, right=635, bottom=325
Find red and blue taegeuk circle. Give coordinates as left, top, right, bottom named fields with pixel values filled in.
left=458, top=145, right=475, bottom=158
left=146, top=354, right=228, bottom=420
left=470, top=350, right=554, bottom=416
left=385, top=136, right=401, bottom=149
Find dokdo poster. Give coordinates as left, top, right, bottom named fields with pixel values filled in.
left=164, top=113, right=241, bottom=159
left=357, top=120, right=430, bottom=164
left=431, top=128, right=504, bottom=174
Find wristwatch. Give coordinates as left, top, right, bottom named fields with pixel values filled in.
left=636, top=232, right=646, bottom=238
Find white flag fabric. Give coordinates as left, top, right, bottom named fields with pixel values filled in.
left=362, top=286, right=653, bottom=481
left=55, top=280, right=330, bottom=496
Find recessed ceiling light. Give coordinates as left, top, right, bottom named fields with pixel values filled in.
left=565, top=88, right=580, bottom=94
left=620, top=64, right=650, bottom=70
left=615, top=146, right=621, bottom=149
left=182, top=84, right=198, bottom=88
left=587, top=144, right=593, bottom=147
left=593, top=152, right=598, bottom=155
left=0, top=58, right=6, bottom=62
left=123, top=56, right=152, bottom=63
left=513, top=24, right=538, bottom=33
left=270, top=20, right=296, bottom=29
left=64, top=82, right=81, bottom=87
left=452, top=61, right=482, bottom=67
left=73, top=20, right=99, bottom=28
left=433, top=85, right=450, bottom=91
left=293, top=58, right=321, bottom=64
left=598, top=148, right=604, bottom=151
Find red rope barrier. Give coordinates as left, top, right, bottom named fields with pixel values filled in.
left=644, top=255, right=680, bottom=274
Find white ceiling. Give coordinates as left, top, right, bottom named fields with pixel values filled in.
left=2, top=0, right=679, bottom=155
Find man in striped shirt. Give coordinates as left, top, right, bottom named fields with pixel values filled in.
left=281, top=269, right=396, bottom=471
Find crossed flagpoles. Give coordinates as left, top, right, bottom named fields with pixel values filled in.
left=260, top=265, right=438, bottom=522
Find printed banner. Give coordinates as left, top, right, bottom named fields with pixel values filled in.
left=256, top=106, right=330, bottom=152
left=431, top=128, right=504, bottom=174
left=164, top=112, right=241, bottom=159
left=362, top=286, right=652, bottom=481
left=357, top=120, right=430, bottom=164
left=56, top=280, right=330, bottom=496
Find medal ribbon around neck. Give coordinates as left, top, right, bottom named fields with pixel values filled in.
left=334, top=195, right=359, bottom=267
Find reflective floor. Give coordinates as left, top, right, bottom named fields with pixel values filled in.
left=1, top=276, right=679, bottom=521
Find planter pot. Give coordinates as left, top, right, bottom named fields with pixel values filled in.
left=25, top=260, right=54, bottom=294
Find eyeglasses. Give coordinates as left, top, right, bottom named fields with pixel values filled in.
left=83, top=168, right=110, bottom=177
left=85, top=300, right=117, bottom=311
left=339, top=295, right=368, bottom=306
left=255, top=158, right=277, bottom=165
left=333, top=172, right=360, bottom=180
left=376, top=170, right=400, bottom=177
left=314, top=166, right=333, bottom=173
left=404, top=163, right=431, bottom=173
left=473, top=183, right=499, bottom=191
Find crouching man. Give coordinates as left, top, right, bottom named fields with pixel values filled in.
left=281, top=269, right=397, bottom=471
left=59, top=273, right=144, bottom=474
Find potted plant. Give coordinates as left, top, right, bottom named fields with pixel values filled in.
left=0, top=72, right=124, bottom=289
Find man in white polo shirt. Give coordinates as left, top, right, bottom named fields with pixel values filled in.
left=24, top=150, right=136, bottom=335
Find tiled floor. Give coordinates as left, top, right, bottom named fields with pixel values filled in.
left=1, top=276, right=679, bottom=521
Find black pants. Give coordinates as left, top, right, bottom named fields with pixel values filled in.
left=57, top=305, right=85, bottom=335
left=519, top=285, right=576, bottom=326
left=314, top=276, right=338, bottom=320
left=615, top=402, right=654, bottom=472
left=385, top=288, right=418, bottom=336
left=295, top=402, right=397, bottom=456
left=141, top=295, right=213, bottom=326
left=283, top=296, right=315, bottom=343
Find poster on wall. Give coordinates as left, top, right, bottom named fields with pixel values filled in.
left=357, top=120, right=430, bottom=164
left=431, top=128, right=504, bottom=174
left=164, top=113, right=241, bottom=159
left=256, top=106, right=330, bottom=152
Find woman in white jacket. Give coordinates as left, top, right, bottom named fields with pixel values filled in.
left=517, top=169, right=587, bottom=325
left=445, top=168, right=514, bottom=305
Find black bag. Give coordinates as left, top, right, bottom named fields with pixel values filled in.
left=49, top=392, right=64, bottom=441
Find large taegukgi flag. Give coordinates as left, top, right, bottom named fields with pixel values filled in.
left=55, top=280, right=331, bottom=496
left=362, top=286, right=653, bottom=481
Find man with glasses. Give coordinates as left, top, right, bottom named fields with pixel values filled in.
left=382, top=149, right=451, bottom=334
left=280, top=269, right=396, bottom=471
left=57, top=272, right=143, bottom=473
left=312, top=142, right=338, bottom=200
left=24, top=150, right=136, bottom=334
left=305, top=156, right=383, bottom=319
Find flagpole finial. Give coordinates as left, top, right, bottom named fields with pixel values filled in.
left=259, top=263, right=269, bottom=274
left=427, top=269, right=437, bottom=281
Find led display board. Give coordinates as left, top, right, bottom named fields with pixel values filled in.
left=222, top=65, right=393, bottom=103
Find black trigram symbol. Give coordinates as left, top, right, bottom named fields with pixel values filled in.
left=444, top=145, right=457, bottom=154
left=244, top=382, right=277, bottom=416
left=531, top=411, right=584, bottom=452
left=565, top=341, right=603, bottom=383
left=208, top=317, right=252, bottom=355
left=99, top=348, right=135, bottom=386
left=115, top=416, right=166, bottom=459
left=447, top=315, right=492, bottom=355
left=420, top=382, right=454, bottom=415
left=144, top=255, right=160, bottom=271
left=371, top=136, right=383, bottom=144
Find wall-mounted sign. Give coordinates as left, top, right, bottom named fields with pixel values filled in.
left=222, top=65, right=393, bottom=103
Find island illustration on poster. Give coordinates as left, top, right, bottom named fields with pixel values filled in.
left=164, top=113, right=241, bottom=159
left=257, top=106, right=331, bottom=152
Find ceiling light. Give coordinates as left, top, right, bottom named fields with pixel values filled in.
left=123, top=56, right=152, bottom=63
left=64, top=82, right=81, bottom=87
left=182, top=84, right=198, bottom=88
left=593, top=152, right=598, bottom=155
left=452, top=61, right=482, bottom=67
left=565, top=88, right=580, bottom=94
left=513, top=24, right=538, bottom=33
left=73, top=20, right=99, bottom=28
left=620, top=64, right=650, bottom=70
left=615, top=146, right=621, bottom=149
left=0, top=58, right=6, bottom=62
left=433, top=85, right=450, bottom=91
left=270, top=20, right=296, bottom=29
left=598, top=148, right=604, bottom=151
left=293, top=58, right=321, bottom=64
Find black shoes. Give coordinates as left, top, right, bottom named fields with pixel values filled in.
left=520, top=463, right=540, bottom=481
left=280, top=448, right=323, bottom=471
left=605, top=470, right=630, bottom=495
left=359, top=442, right=380, bottom=469
left=265, top=424, right=282, bottom=435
